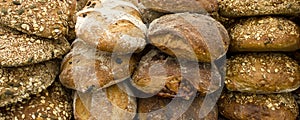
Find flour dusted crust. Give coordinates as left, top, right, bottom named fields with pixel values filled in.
left=0, top=81, right=72, bottom=120
left=0, top=0, right=76, bottom=39
left=148, top=13, right=230, bottom=62
left=218, top=91, right=299, bottom=120
left=0, top=25, right=70, bottom=67
left=59, top=39, right=137, bottom=92
left=226, top=53, right=300, bottom=93
left=229, top=17, right=300, bottom=52
left=0, top=60, right=59, bottom=107
left=74, top=83, right=136, bottom=120
left=76, top=0, right=147, bottom=54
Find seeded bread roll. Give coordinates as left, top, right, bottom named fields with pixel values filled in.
left=218, top=91, right=299, bottom=120
left=131, top=49, right=221, bottom=99
left=138, top=95, right=218, bottom=120
left=76, top=0, right=147, bottom=54
left=0, top=0, right=76, bottom=39
left=59, top=39, right=137, bottom=92
left=148, top=13, right=230, bottom=62
left=0, top=60, right=59, bottom=107
left=226, top=53, right=300, bottom=93
left=218, top=0, right=300, bottom=17
left=139, top=0, right=218, bottom=14
left=0, top=81, right=72, bottom=120
left=74, top=83, right=136, bottom=120
left=0, top=25, right=70, bottom=67
left=229, top=17, right=300, bottom=52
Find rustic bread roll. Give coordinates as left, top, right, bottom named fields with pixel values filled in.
left=139, top=0, right=218, bottom=14
left=0, top=81, right=72, bottom=119
left=74, top=83, right=136, bottom=120
left=226, top=53, right=300, bottom=93
left=59, top=39, right=137, bottom=92
left=131, top=49, right=221, bottom=99
left=0, top=25, right=70, bottom=67
left=148, top=13, right=230, bottom=62
left=0, top=0, right=76, bottom=39
left=138, top=95, right=218, bottom=120
left=218, top=91, right=299, bottom=120
left=0, top=60, right=59, bottom=107
left=229, top=17, right=300, bottom=52
left=76, top=0, right=147, bottom=54
left=218, top=0, right=300, bottom=17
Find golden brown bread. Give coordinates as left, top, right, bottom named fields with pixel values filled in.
left=131, top=49, right=221, bottom=99
left=74, top=83, right=136, bottom=120
left=0, top=0, right=76, bottom=39
left=148, top=13, right=230, bottom=62
left=226, top=53, right=300, bottom=93
left=229, top=17, right=300, bottom=52
left=138, top=95, right=218, bottom=120
left=76, top=0, right=147, bottom=54
left=59, top=39, right=137, bottom=92
left=218, top=91, right=299, bottom=120
left=0, top=81, right=72, bottom=119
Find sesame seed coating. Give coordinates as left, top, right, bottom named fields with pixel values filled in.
left=0, top=60, right=60, bottom=107
left=0, top=0, right=76, bottom=39
left=0, top=25, right=70, bottom=67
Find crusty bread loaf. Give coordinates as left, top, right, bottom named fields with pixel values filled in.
left=59, top=39, right=137, bottom=92
left=0, top=25, right=70, bottom=67
left=218, top=0, right=300, bottom=17
left=0, top=0, right=76, bottom=39
left=74, top=83, right=136, bottom=120
left=131, top=49, right=221, bottom=99
left=139, top=0, right=218, bottom=13
left=218, top=91, right=299, bottom=120
left=148, top=13, right=230, bottom=62
left=229, top=17, right=300, bottom=52
left=226, top=53, right=300, bottom=93
left=76, top=0, right=147, bottom=54
left=0, top=81, right=72, bottom=119
left=138, top=95, right=218, bottom=120
left=0, top=60, right=59, bottom=107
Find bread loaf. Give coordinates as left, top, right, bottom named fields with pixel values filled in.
left=218, top=0, right=300, bottom=17
left=226, top=53, right=300, bottom=93
left=229, top=17, right=300, bottom=52
left=148, top=13, right=230, bottom=62
left=0, top=25, right=70, bottom=67
left=59, top=39, right=137, bottom=92
left=0, top=0, right=76, bottom=39
left=74, top=83, right=136, bottom=120
left=76, top=0, right=147, bottom=54
left=218, top=91, right=299, bottom=120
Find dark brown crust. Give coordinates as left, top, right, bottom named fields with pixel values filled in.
left=226, top=53, right=300, bottom=93
left=148, top=13, right=230, bottom=62
left=218, top=91, right=299, bottom=120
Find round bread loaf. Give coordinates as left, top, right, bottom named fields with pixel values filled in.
left=229, top=17, right=300, bottom=52
left=59, top=39, right=137, bottom=92
left=0, top=0, right=76, bottom=39
left=131, top=49, right=221, bottom=99
left=0, top=25, right=70, bottom=67
left=76, top=0, right=147, bottom=54
left=226, top=53, right=300, bottom=93
left=218, top=91, right=299, bottom=120
left=138, top=95, right=218, bottom=120
left=139, top=0, right=218, bottom=14
left=218, top=0, right=300, bottom=17
left=0, top=81, right=72, bottom=119
left=148, top=13, right=230, bottom=62
left=74, top=83, right=136, bottom=120
left=0, top=60, right=59, bottom=107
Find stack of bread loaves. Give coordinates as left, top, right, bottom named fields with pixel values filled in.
left=217, top=0, right=300, bottom=120
left=0, top=0, right=75, bottom=119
